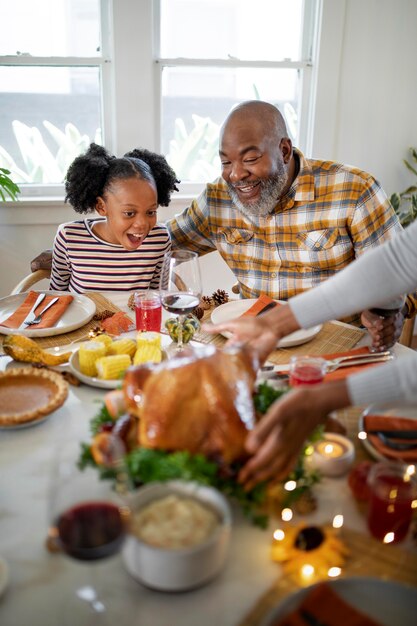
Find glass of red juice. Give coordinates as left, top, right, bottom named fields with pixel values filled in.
left=367, top=462, right=417, bottom=544
left=289, top=356, right=327, bottom=386
left=134, top=291, right=162, bottom=332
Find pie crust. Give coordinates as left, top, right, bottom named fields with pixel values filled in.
left=0, top=366, right=68, bottom=428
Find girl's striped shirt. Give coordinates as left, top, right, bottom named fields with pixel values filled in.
left=50, top=218, right=171, bottom=293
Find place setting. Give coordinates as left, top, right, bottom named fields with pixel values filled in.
left=0, top=289, right=96, bottom=338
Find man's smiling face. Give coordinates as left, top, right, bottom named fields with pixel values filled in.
left=220, top=115, right=291, bottom=218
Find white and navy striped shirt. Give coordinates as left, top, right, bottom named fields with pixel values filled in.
left=50, top=218, right=171, bottom=293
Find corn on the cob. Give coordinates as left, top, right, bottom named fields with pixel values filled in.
left=78, top=341, right=107, bottom=377
left=136, top=331, right=162, bottom=350
left=133, top=343, right=162, bottom=365
left=108, top=338, right=136, bottom=358
left=96, top=354, right=131, bottom=380
left=94, top=334, right=113, bottom=352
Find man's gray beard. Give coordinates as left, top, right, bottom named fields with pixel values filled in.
left=227, top=171, right=288, bottom=219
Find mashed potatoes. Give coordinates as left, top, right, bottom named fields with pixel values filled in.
left=131, top=494, right=220, bottom=549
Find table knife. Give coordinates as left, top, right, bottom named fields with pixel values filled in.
left=255, top=301, right=278, bottom=316
left=19, top=292, right=46, bottom=328
left=366, top=429, right=417, bottom=440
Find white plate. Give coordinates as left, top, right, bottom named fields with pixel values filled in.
left=260, top=577, right=417, bottom=626
left=359, top=404, right=417, bottom=461
left=69, top=351, right=123, bottom=389
left=68, top=332, right=205, bottom=389
left=0, top=291, right=96, bottom=338
left=210, top=300, right=322, bottom=348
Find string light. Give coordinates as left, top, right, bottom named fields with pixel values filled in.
left=332, top=514, right=344, bottom=529
left=281, top=508, right=293, bottom=522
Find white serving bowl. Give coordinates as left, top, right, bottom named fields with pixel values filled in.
left=122, top=480, right=232, bottom=592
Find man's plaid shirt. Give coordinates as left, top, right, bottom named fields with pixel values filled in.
left=167, top=149, right=415, bottom=320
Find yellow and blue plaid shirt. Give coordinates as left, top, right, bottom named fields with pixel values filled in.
left=168, top=149, right=415, bottom=320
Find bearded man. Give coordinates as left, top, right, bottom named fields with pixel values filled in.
left=167, top=100, right=414, bottom=336
left=31, top=100, right=415, bottom=343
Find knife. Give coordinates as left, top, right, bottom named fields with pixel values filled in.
left=366, top=430, right=417, bottom=440
left=255, top=301, right=278, bottom=316
left=19, top=292, right=46, bottom=328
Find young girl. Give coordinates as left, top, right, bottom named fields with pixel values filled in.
left=50, top=143, right=179, bottom=292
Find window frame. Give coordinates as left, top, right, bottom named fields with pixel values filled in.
left=0, top=0, right=321, bottom=200
left=153, top=0, right=321, bottom=192
left=0, top=0, right=114, bottom=198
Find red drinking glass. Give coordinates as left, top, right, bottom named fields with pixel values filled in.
left=289, top=356, right=327, bottom=386
left=367, top=462, right=417, bottom=544
left=134, top=291, right=162, bottom=332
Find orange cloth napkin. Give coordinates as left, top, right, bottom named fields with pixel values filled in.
left=364, top=414, right=417, bottom=462
left=274, top=582, right=383, bottom=626
left=274, top=347, right=378, bottom=381
left=101, top=311, right=134, bottom=335
left=0, top=290, right=74, bottom=330
left=241, top=295, right=279, bottom=317
left=321, top=346, right=377, bottom=382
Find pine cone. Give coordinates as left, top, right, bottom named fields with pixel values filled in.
left=200, top=295, right=213, bottom=310
left=93, top=310, right=114, bottom=321
left=212, top=289, right=229, bottom=306
left=127, top=293, right=135, bottom=311
left=193, top=306, right=204, bottom=320
left=293, top=489, right=317, bottom=515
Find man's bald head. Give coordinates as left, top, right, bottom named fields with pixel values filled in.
left=220, top=101, right=288, bottom=143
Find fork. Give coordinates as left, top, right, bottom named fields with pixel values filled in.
left=325, top=351, right=393, bottom=372
left=24, top=297, right=59, bottom=326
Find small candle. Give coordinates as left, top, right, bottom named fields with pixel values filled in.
left=315, top=441, right=347, bottom=459
left=308, top=433, right=355, bottom=477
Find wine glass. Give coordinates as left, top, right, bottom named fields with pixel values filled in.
left=48, top=435, right=130, bottom=625
left=159, top=250, right=202, bottom=353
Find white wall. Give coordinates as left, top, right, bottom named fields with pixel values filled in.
left=1, top=0, right=417, bottom=297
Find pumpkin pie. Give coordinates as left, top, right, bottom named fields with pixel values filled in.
left=0, top=367, right=68, bottom=428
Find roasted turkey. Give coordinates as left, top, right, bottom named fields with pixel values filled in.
left=123, top=345, right=258, bottom=464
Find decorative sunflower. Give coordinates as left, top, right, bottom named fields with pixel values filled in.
left=271, top=523, right=349, bottom=586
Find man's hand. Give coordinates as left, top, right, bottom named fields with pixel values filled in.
left=31, top=249, right=53, bottom=272
left=202, top=303, right=299, bottom=364
left=361, top=308, right=405, bottom=351
left=239, top=381, right=350, bottom=490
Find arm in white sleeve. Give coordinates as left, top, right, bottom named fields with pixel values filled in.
left=289, top=221, right=417, bottom=328
left=347, top=352, right=417, bottom=407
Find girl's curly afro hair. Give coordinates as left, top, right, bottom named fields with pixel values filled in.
left=65, top=143, right=180, bottom=213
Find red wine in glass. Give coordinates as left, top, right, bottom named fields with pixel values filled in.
left=57, top=501, right=126, bottom=561
left=161, top=293, right=200, bottom=315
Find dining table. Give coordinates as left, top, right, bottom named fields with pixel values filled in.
left=0, top=291, right=416, bottom=626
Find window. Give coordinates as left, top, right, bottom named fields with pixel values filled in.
left=0, top=0, right=111, bottom=196
left=157, top=0, right=320, bottom=183
left=0, top=0, right=319, bottom=197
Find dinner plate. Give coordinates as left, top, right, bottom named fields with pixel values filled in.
left=68, top=332, right=205, bottom=389
left=359, top=404, right=417, bottom=461
left=260, top=577, right=417, bottom=626
left=0, top=290, right=96, bottom=338
left=210, top=300, right=322, bottom=348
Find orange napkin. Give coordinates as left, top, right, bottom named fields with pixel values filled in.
left=321, top=347, right=378, bottom=382
left=274, top=347, right=378, bottom=381
left=101, top=311, right=134, bottom=335
left=241, top=295, right=279, bottom=317
left=364, top=414, right=417, bottom=462
left=274, top=582, right=383, bottom=626
left=0, top=290, right=74, bottom=330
